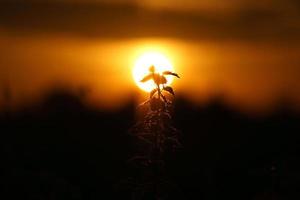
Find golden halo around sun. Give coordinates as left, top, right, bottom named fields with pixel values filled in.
left=133, top=52, right=174, bottom=92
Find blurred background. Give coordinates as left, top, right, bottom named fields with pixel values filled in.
left=0, top=0, right=300, bottom=199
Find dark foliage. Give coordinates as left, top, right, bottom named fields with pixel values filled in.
left=123, top=66, right=181, bottom=199
left=0, top=88, right=299, bottom=199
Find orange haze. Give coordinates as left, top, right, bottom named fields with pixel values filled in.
left=0, top=0, right=300, bottom=114
left=1, top=34, right=300, bottom=113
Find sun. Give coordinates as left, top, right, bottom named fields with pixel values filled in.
left=133, top=52, right=174, bottom=92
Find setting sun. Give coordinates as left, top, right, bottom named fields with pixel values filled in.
left=133, top=52, right=174, bottom=92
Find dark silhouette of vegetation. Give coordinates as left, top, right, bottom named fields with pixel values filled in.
left=121, top=65, right=181, bottom=200
left=1, top=86, right=299, bottom=199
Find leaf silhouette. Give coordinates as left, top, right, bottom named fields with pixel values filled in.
left=160, top=75, right=167, bottom=84
left=153, top=74, right=167, bottom=85
left=162, top=71, right=180, bottom=78
left=153, top=74, right=159, bottom=85
left=163, top=86, right=175, bottom=95
left=150, top=88, right=158, bottom=98
left=140, top=74, right=153, bottom=82
left=149, top=65, right=155, bottom=73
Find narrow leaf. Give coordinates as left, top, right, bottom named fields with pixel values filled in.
left=162, top=71, right=180, bottom=78
left=161, top=93, right=168, bottom=103
left=163, top=86, right=175, bottom=95
left=140, top=74, right=153, bottom=82
left=137, top=99, right=150, bottom=107
left=150, top=88, right=157, bottom=98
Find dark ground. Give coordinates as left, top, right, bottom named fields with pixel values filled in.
left=1, top=89, right=299, bottom=200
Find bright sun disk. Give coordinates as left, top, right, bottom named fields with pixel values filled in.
left=133, top=52, right=174, bottom=92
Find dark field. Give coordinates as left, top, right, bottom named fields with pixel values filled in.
left=1, top=89, right=299, bottom=199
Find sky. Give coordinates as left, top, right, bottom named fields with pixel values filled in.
left=0, top=0, right=300, bottom=113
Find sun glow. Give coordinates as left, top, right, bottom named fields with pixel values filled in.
left=133, top=52, right=174, bottom=92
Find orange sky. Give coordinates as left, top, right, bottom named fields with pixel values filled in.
left=0, top=0, right=300, bottom=113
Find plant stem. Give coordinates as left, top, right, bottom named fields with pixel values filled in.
left=157, top=83, right=161, bottom=100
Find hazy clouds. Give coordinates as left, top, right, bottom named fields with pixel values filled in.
left=0, top=0, right=299, bottom=42
left=0, top=0, right=300, bottom=112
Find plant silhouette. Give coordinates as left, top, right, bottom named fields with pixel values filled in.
left=135, top=65, right=181, bottom=155
left=120, top=65, right=181, bottom=200
left=140, top=65, right=179, bottom=106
